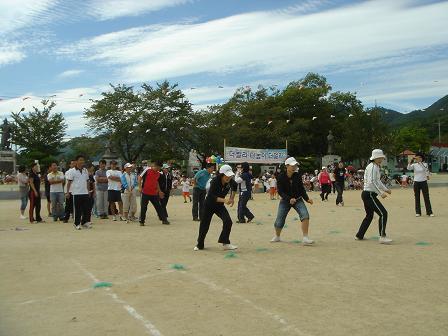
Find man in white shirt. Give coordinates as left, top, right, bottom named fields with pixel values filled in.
left=66, top=155, right=91, bottom=230
left=47, top=162, right=65, bottom=222
left=407, top=153, right=433, bottom=217
left=107, top=160, right=124, bottom=221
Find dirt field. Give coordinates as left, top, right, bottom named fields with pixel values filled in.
left=1, top=187, right=447, bottom=336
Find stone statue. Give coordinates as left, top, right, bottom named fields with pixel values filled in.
left=327, top=130, right=334, bottom=155
left=0, top=118, right=12, bottom=150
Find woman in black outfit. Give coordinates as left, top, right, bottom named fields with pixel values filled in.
left=195, top=165, right=238, bottom=251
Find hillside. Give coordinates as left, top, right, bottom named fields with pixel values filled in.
left=379, top=94, right=448, bottom=141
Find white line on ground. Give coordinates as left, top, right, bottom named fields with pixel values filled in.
left=183, top=272, right=312, bottom=336
left=73, top=260, right=164, bottom=336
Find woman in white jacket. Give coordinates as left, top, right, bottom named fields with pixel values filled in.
left=355, top=149, right=393, bottom=244
left=407, top=152, right=434, bottom=217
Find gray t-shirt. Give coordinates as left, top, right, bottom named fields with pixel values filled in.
left=18, top=173, right=29, bottom=197
left=95, top=169, right=108, bottom=191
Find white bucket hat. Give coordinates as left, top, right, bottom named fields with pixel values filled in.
left=370, top=149, right=385, bottom=161
left=219, top=164, right=235, bottom=177
left=285, top=157, right=298, bottom=166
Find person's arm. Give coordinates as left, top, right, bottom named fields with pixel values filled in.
left=95, top=171, right=108, bottom=183
left=208, top=178, right=226, bottom=204
left=407, top=162, right=415, bottom=171
left=370, top=166, right=389, bottom=197
left=227, top=179, right=238, bottom=206
left=296, top=174, right=311, bottom=203
left=29, top=177, right=38, bottom=196
left=234, top=171, right=243, bottom=184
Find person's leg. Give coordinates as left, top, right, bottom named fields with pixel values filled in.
left=160, top=195, right=168, bottom=219
left=293, top=199, right=311, bottom=237
left=122, top=193, right=129, bottom=219
left=320, top=187, right=324, bottom=201
left=130, top=192, right=137, bottom=218
left=370, top=194, right=388, bottom=237
left=46, top=195, right=51, bottom=216
left=414, top=182, right=422, bottom=215
left=196, top=205, right=214, bottom=249
left=35, top=196, right=42, bottom=221
left=73, top=195, right=82, bottom=226
left=356, top=191, right=375, bottom=239
left=20, top=195, right=28, bottom=216
left=149, top=196, right=167, bottom=222
left=215, top=206, right=233, bottom=245
left=335, top=183, right=342, bottom=205
left=421, top=181, right=433, bottom=215
left=242, top=191, right=254, bottom=221
left=118, top=200, right=123, bottom=218
left=273, top=200, right=290, bottom=238
left=325, top=185, right=331, bottom=200
left=237, top=192, right=245, bottom=222
left=82, top=195, right=92, bottom=224
left=50, top=193, right=58, bottom=221
left=198, top=189, right=206, bottom=221
left=57, top=192, right=65, bottom=220
left=192, top=188, right=199, bottom=220
left=63, top=194, right=73, bottom=222
left=139, top=193, right=149, bottom=224
left=29, top=191, right=35, bottom=222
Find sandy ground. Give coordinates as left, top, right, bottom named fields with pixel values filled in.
left=1, top=187, right=448, bottom=336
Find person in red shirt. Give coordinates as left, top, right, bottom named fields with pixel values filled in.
left=318, top=166, right=332, bottom=201
left=138, top=161, right=169, bottom=226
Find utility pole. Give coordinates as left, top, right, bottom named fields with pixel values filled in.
left=436, top=119, right=441, bottom=145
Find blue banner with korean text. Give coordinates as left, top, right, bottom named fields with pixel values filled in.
left=224, top=147, right=288, bottom=164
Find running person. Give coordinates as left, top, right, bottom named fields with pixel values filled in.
left=355, top=149, right=393, bottom=244
left=318, top=166, right=332, bottom=201
left=195, top=164, right=238, bottom=251
left=407, top=152, right=434, bottom=217
left=271, top=157, right=314, bottom=245
left=333, top=162, right=346, bottom=206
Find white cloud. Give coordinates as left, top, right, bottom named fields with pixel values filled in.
left=58, top=0, right=448, bottom=84
left=0, top=43, right=25, bottom=66
left=58, top=69, right=84, bottom=79
left=89, top=0, right=192, bottom=21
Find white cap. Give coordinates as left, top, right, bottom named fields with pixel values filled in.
left=219, top=164, right=235, bottom=177
left=162, top=163, right=170, bottom=169
left=322, top=166, right=327, bottom=170
left=370, top=149, right=385, bottom=161
left=124, top=163, right=133, bottom=168
left=285, top=157, right=298, bottom=166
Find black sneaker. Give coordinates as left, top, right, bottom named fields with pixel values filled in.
left=162, top=220, right=170, bottom=225
left=247, top=217, right=254, bottom=223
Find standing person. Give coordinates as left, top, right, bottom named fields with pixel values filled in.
left=44, top=168, right=52, bottom=217
left=333, top=162, right=346, bottom=206
left=192, top=163, right=215, bottom=222
left=194, top=164, right=238, bottom=251
left=181, top=176, right=192, bottom=203
left=66, top=155, right=92, bottom=230
left=47, top=162, right=65, bottom=222
left=158, top=163, right=173, bottom=219
left=107, top=160, right=124, bottom=221
left=138, top=161, right=169, bottom=226
left=17, top=165, right=29, bottom=219
left=318, top=167, right=332, bottom=201
left=95, top=159, right=109, bottom=219
left=121, top=163, right=138, bottom=222
left=87, top=165, right=96, bottom=222
left=355, top=149, right=392, bottom=244
left=28, top=162, right=44, bottom=223
left=330, top=167, right=336, bottom=194
left=235, top=162, right=255, bottom=223
left=268, top=174, right=278, bottom=200
left=270, top=157, right=314, bottom=245
left=407, top=153, right=434, bottom=217
left=63, top=160, right=76, bottom=223
left=401, top=171, right=408, bottom=188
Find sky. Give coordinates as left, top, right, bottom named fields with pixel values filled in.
left=0, top=0, right=447, bottom=137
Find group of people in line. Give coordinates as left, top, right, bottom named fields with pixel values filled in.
left=15, top=149, right=434, bottom=250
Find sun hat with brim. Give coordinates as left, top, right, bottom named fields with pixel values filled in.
left=219, top=164, right=235, bottom=177
left=124, top=163, right=133, bottom=168
left=285, top=157, right=299, bottom=166
left=370, top=149, right=386, bottom=161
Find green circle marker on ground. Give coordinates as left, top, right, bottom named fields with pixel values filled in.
left=170, top=264, right=186, bottom=270
left=284, top=224, right=288, bottom=228
left=329, top=230, right=341, bottom=234
left=291, top=240, right=302, bottom=244
left=255, top=221, right=263, bottom=225
left=224, top=251, right=238, bottom=259
left=369, top=236, right=379, bottom=240
left=415, top=241, right=432, bottom=246
left=256, top=247, right=269, bottom=252
left=93, top=282, right=112, bottom=288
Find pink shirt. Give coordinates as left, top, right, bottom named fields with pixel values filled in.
left=318, top=172, right=331, bottom=185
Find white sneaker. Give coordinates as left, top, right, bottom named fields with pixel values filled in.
left=223, top=244, right=238, bottom=250
left=19, top=215, right=27, bottom=220
left=429, top=214, right=435, bottom=217
left=379, top=236, right=393, bottom=244
left=302, top=237, right=314, bottom=245
left=354, top=236, right=364, bottom=241
left=82, top=222, right=92, bottom=229
left=415, top=214, right=421, bottom=217
left=270, top=236, right=282, bottom=243
left=193, top=246, right=200, bottom=251
left=119, top=216, right=126, bottom=221
left=73, top=224, right=81, bottom=230
left=113, top=216, right=117, bottom=221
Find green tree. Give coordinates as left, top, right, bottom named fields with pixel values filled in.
left=10, top=100, right=67, bottom=164
left=392, top=126, right=431, bottom=155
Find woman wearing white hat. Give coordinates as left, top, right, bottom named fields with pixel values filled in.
left=195, top=164, right=238, bottom=251
left=271, top=157, right=314, bottom=245
left=355, top=149, right=393, bottom=244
